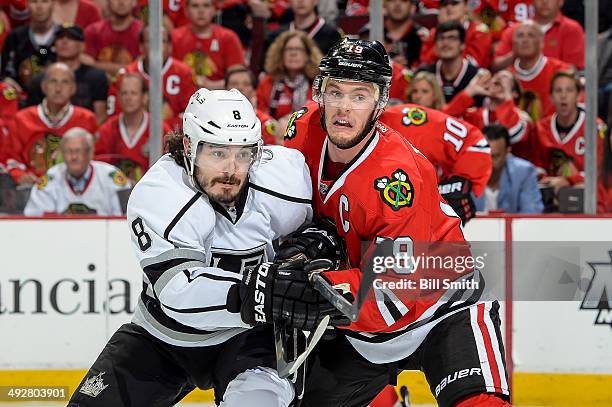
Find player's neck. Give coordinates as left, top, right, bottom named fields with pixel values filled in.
left=109, top=13, right=133, bottom=31
left=293, top=13, right=317, bottom=30
left=191, top=22, right=213, bottom=37
left=556, top=108, right=579, bottom=128
left=326, top=130, right=375, bottom=164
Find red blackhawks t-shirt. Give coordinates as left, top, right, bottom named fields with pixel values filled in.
left=171, top=24, right=245, bottom=81
left=85, top=18, right=143, bottom=65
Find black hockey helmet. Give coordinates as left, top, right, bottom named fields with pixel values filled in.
left=318, top=38, right=393, bottom=89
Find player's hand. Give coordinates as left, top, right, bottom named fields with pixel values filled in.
left=439, top=176, right=476, bottom=225
left=275, top=223, right=341, bottom=267
left=239, top=259, right=349, bottom=330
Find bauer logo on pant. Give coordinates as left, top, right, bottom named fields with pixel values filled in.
left=79, top=372, right=109, bottom=397
left=374, top=169, right=414, bottom=211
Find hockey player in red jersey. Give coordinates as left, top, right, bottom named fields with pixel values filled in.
left=380, top=103, right=491, bottom=223
left=283, top=38, right=510, bottom=407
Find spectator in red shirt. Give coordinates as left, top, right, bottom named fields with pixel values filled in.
left=6, top=62, right=98, bottom=186
left=420, top=0, right=493, bottom=68
left=83, top=0, right=143, bottom=77
left=405, top=70, right=445, bottom=109
left=508, top=21, right=567, bottom=121
left=599, top=129, right=612, bottom=213
left=492, top=0, right=584, bottom=71
left=135, top=0, right=188, bottom=29
left=171, top=0, right=245, bottom=90
left=224, top=65, right=282, bottom=145
left=52, top=0, right=102, bottom=27
left=96, top=73, right=171, bottom=182
left=257, top=30, right=321, bottom=121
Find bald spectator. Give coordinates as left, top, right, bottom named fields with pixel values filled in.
left=24, top=127, right=130, bottom=216
left=493, top=0, right=585, bottom=71
left=1, top=0, right=58, bottom=91
left=26, top=24, right=109, bottom=124
left=96, top=74, right=172, bottom=182
left=171, top=0, right=245, bottom=90
left=83, top=0, right=143, bottom=77
left=52, top=0, right=102, bottom=27
left=508, top=21, right=567, bottom=121
left=6, top=63, right=97, bottom=186
left=420, top=0, right=493, bottom=68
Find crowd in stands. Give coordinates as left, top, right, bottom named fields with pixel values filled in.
left=0, top=0, right=610, bottom=216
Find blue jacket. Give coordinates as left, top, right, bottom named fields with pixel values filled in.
left=473, top=154, right=544, bottom=214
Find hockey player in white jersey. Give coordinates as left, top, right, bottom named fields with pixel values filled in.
left=68, top=89, right=342, bottom=407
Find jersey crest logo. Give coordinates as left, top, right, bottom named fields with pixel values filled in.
left=283, top=107, right=308, bottom=140
left=110, top=170, right=128, bottom=187
left=37, top=174, right=51, bottom=190
left=374, top=169, right=414, bottom=211
left=401, top=107, right=428, bottom=126
left=2, top=85, right=16, bottom=100
left=79, top=372, right=109, bottom=398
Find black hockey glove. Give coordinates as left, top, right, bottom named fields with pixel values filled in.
left=238, top=259, right=350, bottom=330
left=275, top=223, right=341, bottom=267
left=438, top=176, right=476, bottom=225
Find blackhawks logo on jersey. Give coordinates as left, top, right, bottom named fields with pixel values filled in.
left=283, top=107, right=308, bottom=140
left=374, top=169, right=414, bottom=211
left=110, top=170, right=128, bottom=187
left=401, top=107, right=427, bottom=126
left=37, top=174, right=52, bottom=190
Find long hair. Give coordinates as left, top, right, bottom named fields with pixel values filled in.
left=165, top=131, right=187, bottom=169
left=407, top=71, right=446, bottom=110
left=264, top=31, right=322, bottom=81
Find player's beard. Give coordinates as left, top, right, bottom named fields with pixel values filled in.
left=326, top=110, right=377, bottom=150
left=196, top=168, right=247, bottom=205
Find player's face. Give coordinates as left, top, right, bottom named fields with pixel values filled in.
left=54, top=35, right=83, bottom=60
left=385, top=0, right=415, bottom=23
left=435, top=29, right=464, bottom=60
left=193, top=142, right=258, bottom=205
left=42, top=67, right=76, bottom=107
left=513, top=24, right=542, bottom=59
left=289, top=0, right=318, bottom=17
left=226, top=71, right=255, bottom=101
left=28, top=0, right=54, bottom=23
left=108, top=0, right=136, bottom=18
left=120, top=76, right=146, bottom=114
left=409, top=79, right=435, bottom=108
left=283, top=36, right=308, bottom=74
left=323, top=79, right=378, bottom=149
left=551, top=76, right=579, bottom=118
left=488, top=138, right=509, bottom=174
left=61, top=136, right=93, bottom=179
left=187, top=0, right=215, bottom=28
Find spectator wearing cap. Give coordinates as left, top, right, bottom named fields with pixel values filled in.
left=52, top=0, right=102, bottom=28
left=493, top=0, right=585, bottom=71
left=417, top=21, right=480, bottom=103
left=420, top=0, right=493, bottom=68
left=25, top=24, right=109, bottom=124
left=1, top=0, right=59, bottom=91
left=473, top=124, right=544, bottom=214
left=83, top=0, right=143, bottom=77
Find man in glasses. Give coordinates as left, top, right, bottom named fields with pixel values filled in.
left=284, top=38, right=511, bottom=407
left=68, top=88, right=342, bottom=407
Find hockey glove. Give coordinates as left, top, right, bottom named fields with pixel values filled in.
left=438, top=176, right=476, bottom=225
left=275, top=223, right=341, bottom=267
left=238, top=259, right=350, bottom=330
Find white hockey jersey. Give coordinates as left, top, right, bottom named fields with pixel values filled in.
left=128, top=146, right=313, bottom=347
left=24, top=160, right=131, bottom=216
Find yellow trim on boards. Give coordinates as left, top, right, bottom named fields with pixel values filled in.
left=1, top=370, right=611, bottom=406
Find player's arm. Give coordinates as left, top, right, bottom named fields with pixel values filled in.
left=23, top=174, right=57, bottom=216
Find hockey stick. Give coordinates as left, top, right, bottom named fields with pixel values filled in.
left=275, top=315, right=330, bottom=378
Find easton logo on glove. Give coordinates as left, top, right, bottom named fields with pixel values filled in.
left=254, top=263, right=270, bottom=322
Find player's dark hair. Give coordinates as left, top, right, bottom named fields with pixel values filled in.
left=224, top=65, right=258, bottom=89
left=166, top=131, right=187, bottom=169
left=435, top=21, right=466, bottom=44
left=121, top=72, right=148, bottom=94
left=483, top=124, right=510, bottom=147
left=550, top=70, right=582, bottom=95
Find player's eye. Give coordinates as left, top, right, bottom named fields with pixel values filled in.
left=236, top=150, right=252, bottom=162
left=211, top=150, right=227, bottom=159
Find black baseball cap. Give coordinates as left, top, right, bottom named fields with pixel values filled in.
left=54, top=24, right=84, bottom=41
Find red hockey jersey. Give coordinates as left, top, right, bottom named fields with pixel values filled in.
left=108, top=57, right=196, bottom=128
left=256, top=74, right=313, bottom=120
left=7, top=105, right=98, bottom=180
left=534, top=109, right=606, bottom=185
left=171, top=24, right=245, bottom=81
left=510, top=55, right=568, bottom=121
left=95, top=113, right=173, bottom=182
left=257, top=109, right=280, bottom=145
left=380, top=104, right=492, bottom=196
left=284, top=103, right=479, bottom=362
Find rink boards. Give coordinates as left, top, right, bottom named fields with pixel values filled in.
left=0, top=215, right=611, bottom=406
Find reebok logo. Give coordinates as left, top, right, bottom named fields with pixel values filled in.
left=435, top=367, right=482, bottom=397
left=254, top=263, right=270, bottom=322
